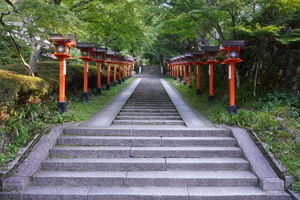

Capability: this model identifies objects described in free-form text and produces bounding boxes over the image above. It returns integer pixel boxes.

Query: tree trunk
[29,42,43,76]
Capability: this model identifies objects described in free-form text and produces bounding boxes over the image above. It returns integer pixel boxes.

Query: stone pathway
[113,78,185,125]
[0,77,290,199]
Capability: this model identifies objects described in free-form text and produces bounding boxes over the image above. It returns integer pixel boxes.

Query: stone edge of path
[160,78,214,128]
[80,78,141,127]
[1,122,80,192]
[217,125,287,193]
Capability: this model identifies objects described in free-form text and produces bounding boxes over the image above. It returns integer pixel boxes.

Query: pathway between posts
[1,77,290,199]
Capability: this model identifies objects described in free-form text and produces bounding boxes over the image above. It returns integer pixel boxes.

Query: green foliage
[169,78,300,192]
[0,76,135,167]
[0,70,50,117]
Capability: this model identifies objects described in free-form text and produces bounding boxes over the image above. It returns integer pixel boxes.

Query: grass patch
[0,78,135,167]
[167,77,300,193]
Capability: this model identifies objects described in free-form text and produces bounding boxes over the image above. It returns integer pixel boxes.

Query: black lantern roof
[106,51,116,56]
[202,46,219,53]
[76,42,97,49]
[184,53,192,58]
[191,50,203,56]
[219,40,245,50]
[95,48,107,53]
[48,34,77,44]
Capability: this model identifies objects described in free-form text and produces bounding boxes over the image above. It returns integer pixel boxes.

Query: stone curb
[217,125,286,192]
[1,122,80,192]
[0,127,48,190]
[161,78,215,127]
[79,78,140,127]
[288,189,300,200]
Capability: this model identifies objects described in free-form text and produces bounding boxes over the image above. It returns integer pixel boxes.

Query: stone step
[57,136,236,147]
[63,127,231,137]
[50,146,242,158]
[118,112,180,116]
[120,108,177,112]
[123,105,175,109]
[125,102,173,105]
[116,116,182,120]
[1,186,290,200]
[113,120,185,125]
[31,171,258,187]
[127,99,171,102]
[42,158,249,171]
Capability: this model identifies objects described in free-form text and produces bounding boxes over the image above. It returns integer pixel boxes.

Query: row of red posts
[164,40,245,115]
[48,34,139,113]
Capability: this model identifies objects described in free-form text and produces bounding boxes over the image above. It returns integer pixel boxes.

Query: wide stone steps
[118,112,180,116]
[42,158,249,171]
[113,119,185,125]
[6,186,289,200]
[123,105,175,109]
[32,171,258,187]
[116,115,181,120]
[57,136,237,147]
[49,146,242,158]
[120,108,177,112]
[63,127,232,137]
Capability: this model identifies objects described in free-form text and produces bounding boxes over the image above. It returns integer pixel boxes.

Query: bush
[0,61,124,94]
[0,70,50,123]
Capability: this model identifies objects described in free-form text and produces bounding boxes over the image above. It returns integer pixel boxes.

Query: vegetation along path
[1,73,291,199]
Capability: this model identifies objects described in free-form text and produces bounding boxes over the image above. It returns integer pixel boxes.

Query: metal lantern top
[92,48,107,62]
[164,58,171,64]
[77,42,97,60]
[191,50,204,64]
[112,53,121,64]
[48,34,77,59]
[219,40,245,64]
[120,56,125,63]
[104,51,116,63]
[202,46,219,64]
[184,53,194,65]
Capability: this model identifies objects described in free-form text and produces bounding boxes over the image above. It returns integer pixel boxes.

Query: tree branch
[70,0,94,12]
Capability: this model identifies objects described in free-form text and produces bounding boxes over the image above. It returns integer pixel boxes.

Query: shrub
[0,70,50,123]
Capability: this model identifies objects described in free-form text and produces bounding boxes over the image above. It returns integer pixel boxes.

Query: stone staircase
[14,127,288,199]
[113,78,185,125]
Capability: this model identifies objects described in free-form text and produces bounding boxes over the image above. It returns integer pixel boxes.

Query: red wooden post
[113,63,117,86]
[107,63,110,89]
[98,62,101,93]
[219,40,245,115]
[191,50,204,95]
[49,34,77,113]
[84,60,88,93]
[59,57,66,102]
[118,62,122,84]
[76,42,97,102]
[197,64,200,93]
[189,65,192,88]
[184,65,186,85]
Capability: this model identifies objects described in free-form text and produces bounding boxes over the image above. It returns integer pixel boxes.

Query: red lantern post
[104,51,116,90]
[118,56,124,84]
[184,53,193,88]
[92,48,107,95]
[202,46,219,102]
[112,54,120,86]
[179,55,184,81]
[77,42,97,102]
[48,34,77,113]
[191,50,204,95]
[219,40,245,115]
